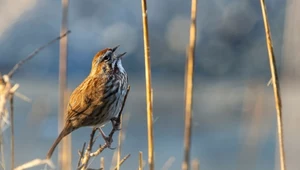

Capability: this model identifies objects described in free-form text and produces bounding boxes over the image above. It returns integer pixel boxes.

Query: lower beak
[116,52,126,59]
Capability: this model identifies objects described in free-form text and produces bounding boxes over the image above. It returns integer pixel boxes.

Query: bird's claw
[98,128,115,150]
[103,136,116,150]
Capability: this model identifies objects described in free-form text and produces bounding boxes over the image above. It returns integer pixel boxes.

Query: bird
[46,45,128,159]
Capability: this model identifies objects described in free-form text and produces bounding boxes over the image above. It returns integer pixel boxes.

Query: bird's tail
[46,127,71,159]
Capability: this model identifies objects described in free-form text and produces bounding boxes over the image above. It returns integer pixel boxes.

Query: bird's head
[90,45,126,75]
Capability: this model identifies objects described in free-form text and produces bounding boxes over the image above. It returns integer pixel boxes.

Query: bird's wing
[66,76,108,122]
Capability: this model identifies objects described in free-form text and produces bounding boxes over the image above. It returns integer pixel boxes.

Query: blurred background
[1,0,299,169]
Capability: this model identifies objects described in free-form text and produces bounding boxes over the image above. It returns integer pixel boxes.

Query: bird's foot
[98,128,116,150]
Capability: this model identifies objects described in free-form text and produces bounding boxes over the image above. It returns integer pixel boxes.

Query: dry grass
[182,0,198,169]
[58,0,71,169]
[141,0,155,169]
[139,151,143,170]
[260,0,286,170]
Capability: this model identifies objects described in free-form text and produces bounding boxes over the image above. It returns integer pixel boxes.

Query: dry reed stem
[0,129,5,170]
[182,0,197,169]
[259,1,286,170]
[141,0,154,169]
[58,0,71,169]
[14,158,55,170]
[10,95,14,169]
[191,159,199,170]
[139,151,143,170]
[100,157,104,169]
[116,115,123,170]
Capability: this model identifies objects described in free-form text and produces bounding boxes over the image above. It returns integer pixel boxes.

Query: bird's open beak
[116,52,126,59]
[111,45,126,59]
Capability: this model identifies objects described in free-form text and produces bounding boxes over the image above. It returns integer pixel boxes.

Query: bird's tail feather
[46,127,71,159]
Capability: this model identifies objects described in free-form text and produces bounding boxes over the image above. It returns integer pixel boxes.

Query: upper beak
[111,45,120,52]
[116,52,126,59]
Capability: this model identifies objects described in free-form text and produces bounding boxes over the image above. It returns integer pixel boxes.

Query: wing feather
[66,75,108,126]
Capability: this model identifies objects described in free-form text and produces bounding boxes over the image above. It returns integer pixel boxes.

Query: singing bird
[46,46,128,159]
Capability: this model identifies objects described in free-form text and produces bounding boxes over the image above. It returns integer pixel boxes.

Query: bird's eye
[102,54,110,61]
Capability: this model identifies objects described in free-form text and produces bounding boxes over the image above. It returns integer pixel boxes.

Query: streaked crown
[90,46,126,75]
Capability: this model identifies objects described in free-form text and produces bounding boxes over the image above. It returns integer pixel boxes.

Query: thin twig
[113,154,130,170]
[81,128,98,169]
[141,0,154,169]
[14,92,31,103]
[89,144,107,157]
[10,95,14,169]
[259,1,286,170]
[139,151,143,170]
[78,143,86,168]
[7,30,71,78]
[183,0,197,169]
[77,129,101,170]
[267,78,272,86]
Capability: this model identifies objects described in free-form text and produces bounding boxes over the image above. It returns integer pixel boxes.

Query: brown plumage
[46,46,128,159]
